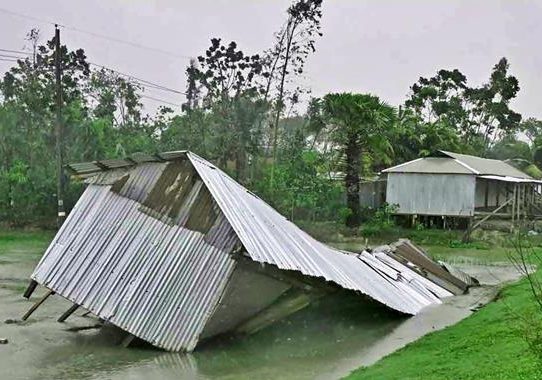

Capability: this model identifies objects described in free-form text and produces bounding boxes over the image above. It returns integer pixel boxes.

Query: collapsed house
[25,151,474,352]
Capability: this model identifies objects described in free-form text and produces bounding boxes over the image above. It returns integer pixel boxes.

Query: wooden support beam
[22,280,38,299]
[57,304,80,322]
[22,289,55,321]
[463,198,513,242]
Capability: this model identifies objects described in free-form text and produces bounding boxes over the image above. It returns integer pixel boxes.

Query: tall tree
[320,93,396,227]
[265,0,323,186]
[188,38,268,181]
[405,57,521,152]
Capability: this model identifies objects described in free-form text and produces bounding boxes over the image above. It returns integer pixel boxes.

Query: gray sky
[0,0,541,118]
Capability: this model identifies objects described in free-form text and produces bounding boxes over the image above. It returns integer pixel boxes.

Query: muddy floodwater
[0,245,525,380]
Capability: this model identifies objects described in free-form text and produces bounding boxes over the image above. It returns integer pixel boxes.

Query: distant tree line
[0,0,539,228]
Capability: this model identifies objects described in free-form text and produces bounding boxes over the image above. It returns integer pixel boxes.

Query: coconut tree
[322,93,396,227]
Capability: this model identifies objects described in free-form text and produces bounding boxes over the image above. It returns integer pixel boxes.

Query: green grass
[0,229,54,263]
[344,270,542,380]
[300,221,542,265]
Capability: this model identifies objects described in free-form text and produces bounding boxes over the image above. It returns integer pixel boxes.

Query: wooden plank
[21,289,55,321]
[22,280,38,299]
[57,304,80,322]
[394,240,468,293]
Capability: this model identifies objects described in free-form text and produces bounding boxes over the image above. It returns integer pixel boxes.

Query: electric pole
[55,25,65,227]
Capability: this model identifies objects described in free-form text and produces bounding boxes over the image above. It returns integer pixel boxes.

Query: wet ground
[0,241,527,380]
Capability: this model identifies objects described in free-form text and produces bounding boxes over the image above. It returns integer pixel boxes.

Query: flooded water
[0,246,526,380]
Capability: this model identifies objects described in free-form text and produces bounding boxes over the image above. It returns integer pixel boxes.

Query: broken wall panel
[32,172,240,352]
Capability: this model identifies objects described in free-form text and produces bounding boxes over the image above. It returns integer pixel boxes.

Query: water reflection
[30,292,404,380]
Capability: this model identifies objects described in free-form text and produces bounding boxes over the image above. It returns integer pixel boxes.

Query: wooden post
[57,304,80,322]
[22,289,55,321]
[510,184,518,231]
[23,280,38,299]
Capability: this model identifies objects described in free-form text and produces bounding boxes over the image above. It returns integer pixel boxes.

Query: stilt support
[57,304,80,322]
[22,280,38,299]
[22,289,55,321]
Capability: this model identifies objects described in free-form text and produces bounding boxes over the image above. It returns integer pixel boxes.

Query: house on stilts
[382,151,542,234]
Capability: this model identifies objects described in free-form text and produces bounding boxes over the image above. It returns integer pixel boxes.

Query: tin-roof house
[382,151,542,223]
[26,151,466,352]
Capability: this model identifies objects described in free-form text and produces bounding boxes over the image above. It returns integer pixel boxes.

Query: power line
[0,6,58,27]
[0,48,31,56]
[64,25,193,59]
[141,94,180,107]
[0,47,187,99]
[0,53,27,60]
[89,62,186,96]
[0,7,194,60]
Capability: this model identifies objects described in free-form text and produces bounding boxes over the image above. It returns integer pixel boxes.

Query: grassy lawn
[0,229,54,264]
[344,270,542,380]
[299,221,542,379]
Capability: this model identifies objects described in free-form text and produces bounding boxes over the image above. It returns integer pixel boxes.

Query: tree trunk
[344,137,361,227]
[235,141,246,183]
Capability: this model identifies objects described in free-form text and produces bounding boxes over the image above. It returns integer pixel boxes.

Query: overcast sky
[0,0,541,118]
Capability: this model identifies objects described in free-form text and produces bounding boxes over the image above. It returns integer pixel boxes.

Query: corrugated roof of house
[440,151,532,179]
[383,151,532,179]
[382,157,474,175]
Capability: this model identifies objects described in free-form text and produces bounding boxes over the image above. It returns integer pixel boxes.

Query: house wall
[359,180,387,209]
[199,262,291,340]
[386,173,476,216]
[475,178,503,208]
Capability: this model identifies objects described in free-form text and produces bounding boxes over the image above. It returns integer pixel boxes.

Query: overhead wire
[0,6,189,108]
[140,95,180,107]
[0,53,28,60]
[0,48,31,56]
[89,62,186,95]
[0,7,194,59]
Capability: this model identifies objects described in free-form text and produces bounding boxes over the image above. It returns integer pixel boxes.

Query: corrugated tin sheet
[32,160,239,352]
[383,151,532,180]
[383,157,474,175]
[386,172,476,216]
[187,153,447,315]
[479,174,542,183]
[32,151,461,353]
[440,151,532,179]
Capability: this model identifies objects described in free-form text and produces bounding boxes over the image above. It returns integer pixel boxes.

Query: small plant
[360,203,397,237]
[337,207,353,226]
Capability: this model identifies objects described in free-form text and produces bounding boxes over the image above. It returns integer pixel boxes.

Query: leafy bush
[360,203,397,237]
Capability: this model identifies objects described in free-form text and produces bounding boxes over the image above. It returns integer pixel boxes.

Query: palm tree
[322,93,396,227]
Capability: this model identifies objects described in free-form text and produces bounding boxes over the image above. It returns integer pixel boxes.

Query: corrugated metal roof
[188,153,449,315]
[31,151,458,352]
[479,175,542,183]
[382,157,473,175]
[383,151,532,180]
[441,151,532,179]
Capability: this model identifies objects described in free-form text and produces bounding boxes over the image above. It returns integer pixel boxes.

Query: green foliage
[360,203,398,237]
[404,58,522,152]
[316,93,397,227]
[254,144,343,222]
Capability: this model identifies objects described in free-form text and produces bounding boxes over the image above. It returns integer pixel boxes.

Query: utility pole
[55,25,65,227]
